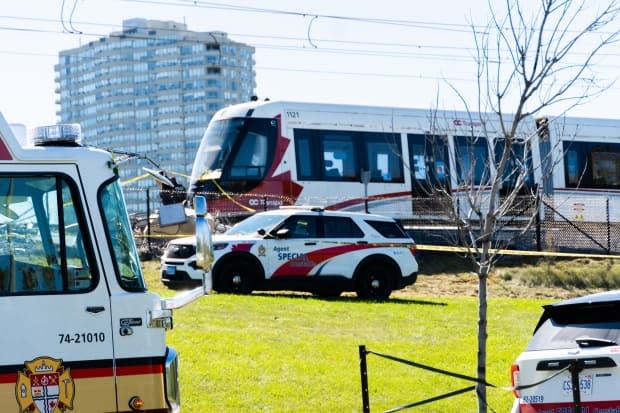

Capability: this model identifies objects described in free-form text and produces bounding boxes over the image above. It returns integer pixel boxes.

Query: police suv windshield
[225,213,288,236]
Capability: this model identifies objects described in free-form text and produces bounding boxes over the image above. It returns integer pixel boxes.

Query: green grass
[142,260,550,412]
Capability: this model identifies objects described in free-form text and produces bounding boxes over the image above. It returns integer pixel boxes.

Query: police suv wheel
[355,262,394,300]
[217,259,256,294]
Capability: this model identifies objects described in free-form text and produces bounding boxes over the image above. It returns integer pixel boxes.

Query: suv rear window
[365,220,409,238]
[526,301,620,351]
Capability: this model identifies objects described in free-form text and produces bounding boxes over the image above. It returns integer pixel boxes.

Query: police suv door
[0,171,116,412]
[268,214,320,279]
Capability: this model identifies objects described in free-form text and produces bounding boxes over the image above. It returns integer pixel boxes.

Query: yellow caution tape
[416,244,619,259]
[134,233,195,238]
[121,173,151,186]
[133,233,619,259]
[209,178,256,213]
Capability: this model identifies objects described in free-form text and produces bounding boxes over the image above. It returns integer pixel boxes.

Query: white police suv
[160,236,205,289]
[510,290,620,412]
[161,206,418,299]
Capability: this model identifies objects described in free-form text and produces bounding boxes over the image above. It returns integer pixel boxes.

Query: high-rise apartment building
[55,18,255,212]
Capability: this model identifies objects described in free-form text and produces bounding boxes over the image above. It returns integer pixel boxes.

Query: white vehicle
[0,116,212,412]
[189,99,525,221]
[160,236,204,288]
[510,290,620,412]
[204,206,418,299]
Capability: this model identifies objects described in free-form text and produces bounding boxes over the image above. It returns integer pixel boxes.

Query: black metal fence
[359,345,589,413]
[125,187,620,255]
[408,194,620,255]
[359,345,481,412]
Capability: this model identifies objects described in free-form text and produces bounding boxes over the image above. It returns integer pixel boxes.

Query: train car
[540,115,620,222]
[189,99,542,223]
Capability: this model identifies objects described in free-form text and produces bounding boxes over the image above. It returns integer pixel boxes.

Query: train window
[407,134,451,195]
[454,136,490,186]
[322,133,358,180]
[295,128,406,183]
[364,133,404,183]
[295,136,314,179]
[494,138,534,194]
[229,131,268,178]
[564,141,620,189]
[592,152,620,187]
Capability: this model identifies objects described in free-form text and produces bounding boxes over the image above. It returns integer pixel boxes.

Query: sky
[2,0,620,129]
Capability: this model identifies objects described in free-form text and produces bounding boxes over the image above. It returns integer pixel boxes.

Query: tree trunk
[477,258,489,413]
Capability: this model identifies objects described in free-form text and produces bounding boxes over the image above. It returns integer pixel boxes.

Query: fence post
[607,198,611,254]
[146,188,151,253]
[535,192,541,251]
[359,345,370,413]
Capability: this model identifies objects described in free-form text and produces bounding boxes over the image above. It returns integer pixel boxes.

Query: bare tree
[428,1,620,411]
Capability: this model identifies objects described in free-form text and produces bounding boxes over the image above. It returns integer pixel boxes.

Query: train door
[493,138,538,220]
[407,134,451,216]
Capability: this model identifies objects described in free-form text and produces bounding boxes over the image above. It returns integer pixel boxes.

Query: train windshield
[190,117,277,191]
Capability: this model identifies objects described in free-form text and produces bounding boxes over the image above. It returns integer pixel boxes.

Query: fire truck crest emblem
[15,357,74,413]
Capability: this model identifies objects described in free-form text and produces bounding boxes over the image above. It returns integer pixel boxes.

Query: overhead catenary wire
[0,25,617,89]
[0,7,618,65]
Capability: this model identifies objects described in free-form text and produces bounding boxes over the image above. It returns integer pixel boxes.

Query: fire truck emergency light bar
[32,124,82,146]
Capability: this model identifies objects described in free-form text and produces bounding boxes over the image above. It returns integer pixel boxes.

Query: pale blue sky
[2,0,620,128]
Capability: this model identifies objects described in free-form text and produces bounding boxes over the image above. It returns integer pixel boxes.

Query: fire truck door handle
[86,306,106,314]
[304,242,316,246]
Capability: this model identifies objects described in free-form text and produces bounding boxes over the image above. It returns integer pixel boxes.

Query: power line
[122,0,483,34]
[0,16,618,69]
[0,5,618,93]
[0,12,618,61]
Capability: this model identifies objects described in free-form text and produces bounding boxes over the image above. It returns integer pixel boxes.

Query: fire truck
[0,113,212,413]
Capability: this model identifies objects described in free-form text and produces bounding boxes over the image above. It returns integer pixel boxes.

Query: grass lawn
[143,261,551,412]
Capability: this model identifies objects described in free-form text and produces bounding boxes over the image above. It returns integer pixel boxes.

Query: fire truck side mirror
[194,196,214,273]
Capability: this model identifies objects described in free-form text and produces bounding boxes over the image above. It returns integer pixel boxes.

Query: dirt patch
[394,251,604,300]
[399,273,593,300]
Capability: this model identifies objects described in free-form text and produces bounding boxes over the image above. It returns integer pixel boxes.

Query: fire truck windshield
[100,180,145,291]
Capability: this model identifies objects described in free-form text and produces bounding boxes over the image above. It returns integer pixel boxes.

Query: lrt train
[188,99,620,232]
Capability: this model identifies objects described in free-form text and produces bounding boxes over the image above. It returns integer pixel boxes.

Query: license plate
[562,373,593,396]
[166,265,176,275]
